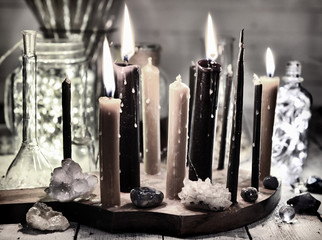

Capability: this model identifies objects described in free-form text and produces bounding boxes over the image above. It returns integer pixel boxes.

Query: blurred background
[0,0,321,113]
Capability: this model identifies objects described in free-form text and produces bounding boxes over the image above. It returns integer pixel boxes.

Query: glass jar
[272,61,312,184]
[5,36,95,171]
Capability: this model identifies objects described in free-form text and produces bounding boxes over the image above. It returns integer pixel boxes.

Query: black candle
[113,63,140,192]
[226,29,244,204]
[251,75,262,190]
[188,59,221,181]
[217,65,233,170]
[62,77,71,159]
[188,62,196,162]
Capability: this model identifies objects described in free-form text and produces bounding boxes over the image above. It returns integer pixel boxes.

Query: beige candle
[166,75,190,199]
[99,97,121,207]
[142,57,160,175]
[259,48,280,180]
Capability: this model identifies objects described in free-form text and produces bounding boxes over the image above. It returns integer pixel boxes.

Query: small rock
[130,187,164,208]
[26,202,69,231]
[279,205,296,223]
[287,193,321,214]
[263,176,279,190]
[240,187,258,202]
[305,176,322,194]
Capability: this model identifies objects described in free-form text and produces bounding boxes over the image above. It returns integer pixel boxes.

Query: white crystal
[46,159,98,202]
[26,202,70,231]
[178,178,232,211]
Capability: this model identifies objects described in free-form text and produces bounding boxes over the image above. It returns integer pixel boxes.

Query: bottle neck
[22,54,38,145]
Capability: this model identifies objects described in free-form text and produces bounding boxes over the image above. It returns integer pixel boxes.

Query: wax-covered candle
[62,77,71,159]
[188,14,221,181]
[259,48,280,181]
[99,97,121,207]
[166,75,190,199]
[142,57,160,175]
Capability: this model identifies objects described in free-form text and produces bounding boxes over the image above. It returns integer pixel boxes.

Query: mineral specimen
[130,187,164,208]
[178,178,232,211]
[240,187,258,202]
[287,193,321,214]
[46,158,98,202]
[278,205,296,223]
[26,202,69,231]
[305,176,322,194]
[263,176,279,190]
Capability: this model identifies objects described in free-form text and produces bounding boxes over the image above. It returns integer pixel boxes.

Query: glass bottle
[272,61,312,184]
[5,30,52,189]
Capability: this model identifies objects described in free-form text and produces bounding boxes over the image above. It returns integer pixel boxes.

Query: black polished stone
[263,176,279,190]
[287,193,321,214]
[305,176,322,194]
[130,187,164,208]
[240,187,258,202]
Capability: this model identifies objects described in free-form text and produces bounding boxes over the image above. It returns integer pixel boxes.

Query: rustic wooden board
[0,165,280,238]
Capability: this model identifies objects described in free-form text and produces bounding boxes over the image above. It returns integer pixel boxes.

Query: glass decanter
[5,30,52,189]
[272,61,312,184]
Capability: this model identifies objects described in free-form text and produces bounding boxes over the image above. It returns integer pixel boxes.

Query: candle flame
[103,37,115,96]
[205,13,218,61]
[266,47,275,77]
[121,4,135,61]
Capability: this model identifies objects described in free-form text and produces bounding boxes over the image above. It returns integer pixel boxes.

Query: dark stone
[263,176,279,190]
[240,187,258,202]
[305,176,322,194]
[130,187,164,208]
[287,193,321,214]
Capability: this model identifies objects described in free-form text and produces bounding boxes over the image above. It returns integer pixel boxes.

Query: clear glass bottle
[5,30,52,189]
[272,61,312,184]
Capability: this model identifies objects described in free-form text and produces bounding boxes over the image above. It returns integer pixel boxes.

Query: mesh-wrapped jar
[272,61,312,184]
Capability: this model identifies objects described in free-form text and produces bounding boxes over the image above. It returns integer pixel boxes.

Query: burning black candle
[188,13,222,181]
[62,77,71,159]
[226,29,244,204]
[251,75,262,190]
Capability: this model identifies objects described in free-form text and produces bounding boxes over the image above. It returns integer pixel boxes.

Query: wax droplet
[252,143,255,147]
[146,149,149,153]
[256,110,259,115]
[207,133,210,137]
[124,79,127,85]
[100,176,103,181]
[267,105,271,110]
[232,136,235,141]
[159,105,161,110]
[120,108,123,113]
[194,73,197,77]
[118,134,121,138]
[178,139,181,143]
[134,123,137,128]
[132,88,135,93]
[107,112,111,115]
[146,98,150,104]
[121,103,124,107]
[119,93,123,98]
[209,89,213,95]
[200,113,202,118]
[178,129,181,134]
[211,114,214,118]
[199,95,202,100]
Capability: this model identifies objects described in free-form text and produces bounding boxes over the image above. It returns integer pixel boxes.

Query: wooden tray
[0,165,280,237]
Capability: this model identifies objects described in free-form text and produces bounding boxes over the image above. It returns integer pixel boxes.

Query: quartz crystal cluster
[45,159,98,202]
[26,202,69,231]
[178,178,232,211]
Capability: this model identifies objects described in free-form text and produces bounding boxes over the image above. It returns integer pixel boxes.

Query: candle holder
[5,31,52,189]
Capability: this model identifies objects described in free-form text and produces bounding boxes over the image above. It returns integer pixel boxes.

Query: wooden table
[0,108,322,239]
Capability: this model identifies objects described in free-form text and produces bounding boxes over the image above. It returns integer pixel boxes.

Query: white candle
[99,97,121,207]
[166,75,190,199]
[259,48,280,180]
[142,57,161,175]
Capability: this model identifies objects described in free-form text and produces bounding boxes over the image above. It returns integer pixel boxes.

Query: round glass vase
[5,30,52,189]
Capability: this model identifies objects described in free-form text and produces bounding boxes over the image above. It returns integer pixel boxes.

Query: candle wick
[148,57,152,65]
[124,55,129,65]
[268,73,272,78]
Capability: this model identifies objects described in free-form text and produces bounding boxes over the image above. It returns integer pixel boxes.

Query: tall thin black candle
[217,65,233,170]
[62,77,71,159]
[251,74,262,190]
[226,29,244,204]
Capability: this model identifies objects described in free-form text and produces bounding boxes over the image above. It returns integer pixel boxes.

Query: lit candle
[217,64,233,170]
[259,48,280,180]
[62,77,71,159]
[99,38,120,207]
[114,4,140,192]
[142,57,160,175]
[166,75,190,199]
[188,14,222,181]
[251,74,262,190]
[226,29,244,204]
